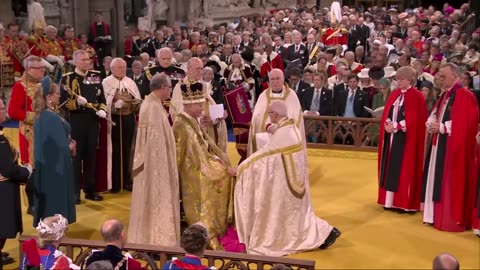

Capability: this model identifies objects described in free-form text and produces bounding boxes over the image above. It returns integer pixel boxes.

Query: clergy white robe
[247,85,305,156]
[127,92,180,246]
[102,75,142,190]
[235,118,332,256]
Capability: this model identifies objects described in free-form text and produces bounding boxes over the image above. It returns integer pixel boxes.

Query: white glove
[77,96,88,106]
[105,35,112,40]
[40,58,55,72]
[56,56,64,67]
[96,110,107,118]
[114,100,125,109]
[242,82,250,91]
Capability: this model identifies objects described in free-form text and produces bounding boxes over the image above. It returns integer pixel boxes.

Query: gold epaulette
[341,28,348,34]
[26,35,37,44]
[321,28,327,34]
[88,70,101,73]
[62,72,73,77]
[145,68,153,80]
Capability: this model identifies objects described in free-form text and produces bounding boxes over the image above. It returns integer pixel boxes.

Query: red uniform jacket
[259,52,284,90]
[322,28,347,46]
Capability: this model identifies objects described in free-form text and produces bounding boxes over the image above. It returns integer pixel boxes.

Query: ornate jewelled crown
[181,81,205,104]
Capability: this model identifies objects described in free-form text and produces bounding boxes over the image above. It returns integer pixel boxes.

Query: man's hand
[69,139,77,156]
[114,100,125,109]
[200,115,213,127]
[77,96,88,106]
[96,110,107,118]
[222,110,228,120]
[384,122,394,133]
[428,122,440,134]
[227,166,238,176]
[476,132,480,145]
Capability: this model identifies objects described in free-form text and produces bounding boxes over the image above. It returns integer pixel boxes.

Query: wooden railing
[304,116,381,152]
[303,116,480,152]
[460,12,478,35]
[18,235,315,270]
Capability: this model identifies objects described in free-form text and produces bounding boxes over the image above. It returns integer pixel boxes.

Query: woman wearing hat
[21,214,76,269]
[32,77,76,226]
[425,53,443,76]
[372,78,391,111]
[377,66,428,212]
[358,68,376,107]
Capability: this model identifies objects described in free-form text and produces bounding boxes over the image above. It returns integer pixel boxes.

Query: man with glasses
[102,58,141,193]
[8,55,46,215]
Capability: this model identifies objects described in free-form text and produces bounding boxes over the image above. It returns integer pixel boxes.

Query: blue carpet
[3,120,18,128]
[227,129,235,142]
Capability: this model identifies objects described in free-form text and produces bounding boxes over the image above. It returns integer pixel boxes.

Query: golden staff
[64,87,116,126]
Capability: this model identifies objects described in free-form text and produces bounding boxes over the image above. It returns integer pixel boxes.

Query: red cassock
[423,85,479,232]
[377,87,428,210]
[8,80,35,163]
[260,52,284,90]
[322,28,347,46]
[472,149,480,235]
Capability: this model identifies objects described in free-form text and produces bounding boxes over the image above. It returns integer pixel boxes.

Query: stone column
[0,1,14,25]
[73,0,90,36]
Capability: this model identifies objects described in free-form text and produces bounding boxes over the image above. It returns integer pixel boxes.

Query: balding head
[269,100,288,118]
[432,253,459,270]
[269,68,285,91]
[187,57,203,81]
[100,220,125,246]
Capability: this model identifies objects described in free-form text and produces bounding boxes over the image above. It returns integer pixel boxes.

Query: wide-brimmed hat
[447,51,464,62]
[368,66,385,80]
[383,66,396,78]
[358,68,370,79]
[205,60,221,73]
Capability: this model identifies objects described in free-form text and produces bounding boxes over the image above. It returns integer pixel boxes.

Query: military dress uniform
[143,64,185,98]
[61,70,106,201]
[59,38,81,73]
[44,38,66,83]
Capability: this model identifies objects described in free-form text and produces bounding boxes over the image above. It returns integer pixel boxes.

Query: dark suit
[286,44,308,68]
[298,87,333,116]
[333,88,369,117]
[85,245,126,270]
[209,79,225,106]
[128,72,148,99]
[292,80,310,94]
[219,55,233,65]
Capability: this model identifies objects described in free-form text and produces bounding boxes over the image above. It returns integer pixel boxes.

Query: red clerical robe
[422,83,479,232]
[377,87,427,211]
[260,52,284,90]
[473,149,480,236]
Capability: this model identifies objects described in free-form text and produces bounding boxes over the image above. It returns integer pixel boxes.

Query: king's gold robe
[173,111,233,249]
[128,92,180,246]
[236,118,332,256]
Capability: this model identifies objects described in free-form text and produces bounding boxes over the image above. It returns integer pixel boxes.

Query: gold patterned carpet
[2,128,479,269]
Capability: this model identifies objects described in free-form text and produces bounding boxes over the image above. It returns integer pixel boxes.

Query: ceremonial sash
[308,45,318,60]
[326,29,341,41]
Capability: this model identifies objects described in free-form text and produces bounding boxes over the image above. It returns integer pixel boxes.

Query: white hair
[110,57,126,69]
[269,100,288,117]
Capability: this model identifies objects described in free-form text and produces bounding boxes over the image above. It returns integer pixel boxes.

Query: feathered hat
[330,1,342,24]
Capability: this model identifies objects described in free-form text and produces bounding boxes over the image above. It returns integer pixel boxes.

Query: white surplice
[235,118,332,256]
[247,86,305,157]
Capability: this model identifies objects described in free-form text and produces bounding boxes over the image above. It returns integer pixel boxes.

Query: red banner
[223,85,252,163]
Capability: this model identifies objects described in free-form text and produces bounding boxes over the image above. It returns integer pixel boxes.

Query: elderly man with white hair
[102,57,142,193]
[144,47,185,97]
[247,68,305,156]
[233,100,341,256]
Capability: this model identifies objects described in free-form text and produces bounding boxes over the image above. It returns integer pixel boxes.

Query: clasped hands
[426,121,440,134]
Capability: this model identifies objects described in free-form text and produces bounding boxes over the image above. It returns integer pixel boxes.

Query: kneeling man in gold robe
[233,100,341,256]
[173,80,234,250]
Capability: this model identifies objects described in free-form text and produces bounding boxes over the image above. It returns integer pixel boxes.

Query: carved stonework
[38,0,60,18]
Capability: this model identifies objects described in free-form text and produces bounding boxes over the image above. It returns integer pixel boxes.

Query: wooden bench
[18,235,315,270]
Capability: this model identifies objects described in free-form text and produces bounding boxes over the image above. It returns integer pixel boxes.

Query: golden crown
[181,81,205,104]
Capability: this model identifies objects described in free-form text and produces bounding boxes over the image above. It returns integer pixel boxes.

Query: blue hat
[41,76,52,96]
